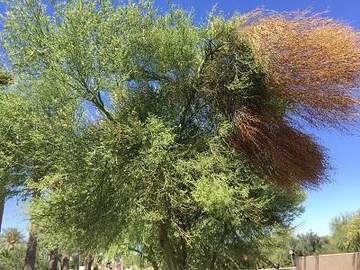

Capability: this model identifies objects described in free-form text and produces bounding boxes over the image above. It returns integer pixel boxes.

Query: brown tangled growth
[201,11,360,188]
[239,10,360,128]
[228,109,329,188]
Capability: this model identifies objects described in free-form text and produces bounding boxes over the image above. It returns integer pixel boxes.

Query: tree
[0,228,48,270]
[0,79,78,269]
[291,231,324,256]
[1,1,359,269]
[346,212,360,251]
[329,213,353,252]
[0,68,79,269]
[0,245,27,270]
[329,211,360,252]
[0,70,13,233]
[0,228,24,250]
[0,236,49,270]
[0,90,41,270]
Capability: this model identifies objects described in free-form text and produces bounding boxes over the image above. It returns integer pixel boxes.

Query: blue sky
[2,0,360,236]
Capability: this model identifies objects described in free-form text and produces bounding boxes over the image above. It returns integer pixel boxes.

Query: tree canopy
[329,211,360,252]
[0,0,359,269]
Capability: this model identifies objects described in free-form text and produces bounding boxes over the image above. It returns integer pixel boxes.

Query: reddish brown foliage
[228,109,328,188]
[201,11,360,188]
[240,11,360,129]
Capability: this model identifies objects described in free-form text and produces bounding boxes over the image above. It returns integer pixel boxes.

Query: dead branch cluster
[228,109,328,188]
[200,11,360,188]
[240,10,360,129]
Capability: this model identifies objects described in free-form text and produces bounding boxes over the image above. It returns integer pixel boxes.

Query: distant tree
[321,211,360,253]
[0,228,25,270]
[0,228,24,250]
[0,237,49,270]
[315,235,335,255]
[346,212,360,251]
[0,245,27,269]
[292,231,323,256]
[329,213,353,252]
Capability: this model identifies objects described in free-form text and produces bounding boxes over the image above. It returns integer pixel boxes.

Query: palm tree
[0,227,25,250]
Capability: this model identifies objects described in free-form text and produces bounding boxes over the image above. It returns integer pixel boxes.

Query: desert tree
[1,1,359,269]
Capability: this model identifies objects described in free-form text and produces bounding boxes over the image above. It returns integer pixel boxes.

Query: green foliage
[0,71,12,87]
[0,228,48,270]
[346,213,360,251]
[0,228,24,250]
[291,231,324,256]
[256,211,360,263]
[0,245,27,270]
[329,213,353,252]
[259,227,294,268]
[288,211,360,257]
[29,126,305,268]
[329,211,360,252]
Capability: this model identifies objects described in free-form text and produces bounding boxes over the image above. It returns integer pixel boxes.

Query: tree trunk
[61,252,69,270]
[0,195,4,233]
[49,249,59,270]
[73,252,80,270]
[0,185,6,233]
[84,257,93,270]
[23,219,38,270]
[158,222,176,270]
[24,191,40,270]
